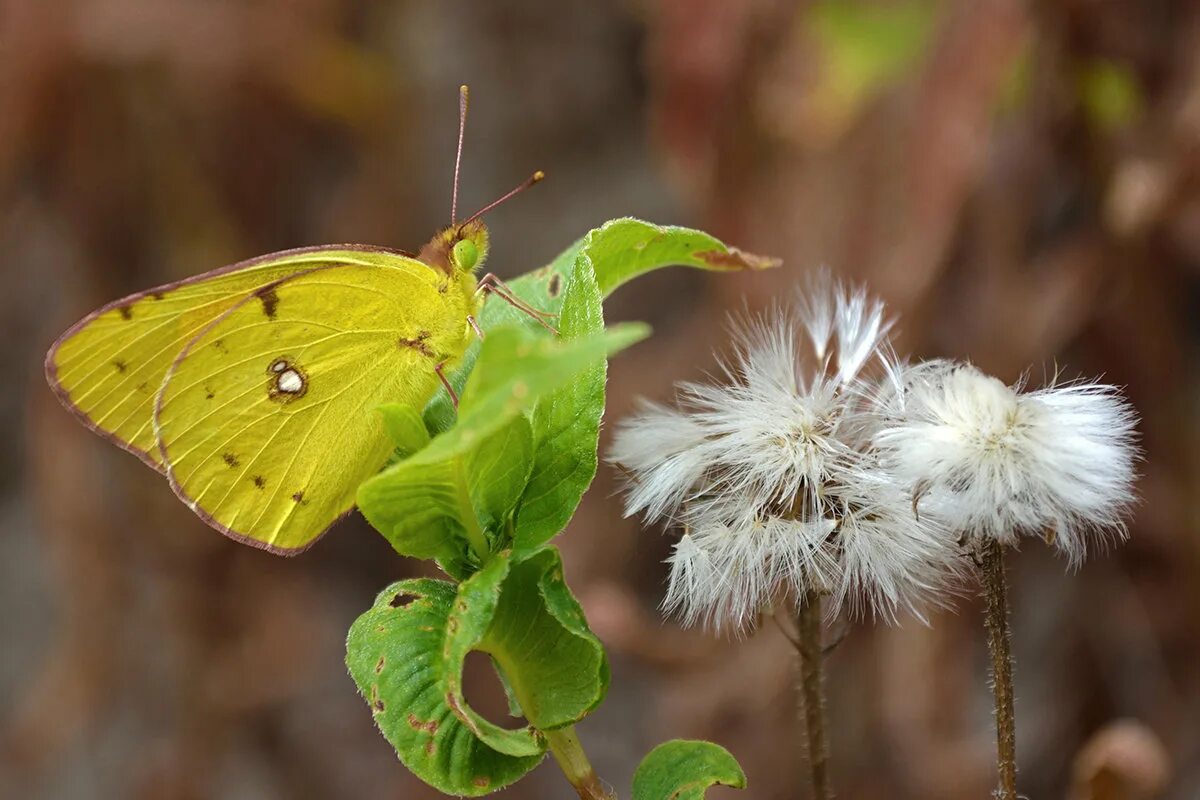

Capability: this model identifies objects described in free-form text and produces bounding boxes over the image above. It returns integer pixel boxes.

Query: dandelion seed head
[610,270,962,630]
[875,362,1138,564]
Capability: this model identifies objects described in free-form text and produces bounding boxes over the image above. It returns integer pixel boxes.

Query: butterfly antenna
[451,84,469,225]
[459,170,545,228]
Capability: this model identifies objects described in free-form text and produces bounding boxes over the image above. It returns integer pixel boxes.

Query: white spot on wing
[277,369,304,393]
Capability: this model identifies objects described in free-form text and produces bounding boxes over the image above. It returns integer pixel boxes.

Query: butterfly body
[47,221,490,553]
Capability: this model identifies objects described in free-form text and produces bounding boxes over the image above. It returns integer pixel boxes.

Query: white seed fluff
[610,272,960,630]
[873,362,1138,564]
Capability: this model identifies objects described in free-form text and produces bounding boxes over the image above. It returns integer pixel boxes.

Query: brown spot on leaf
[694,247,781,271]
[407,713,439,735]
[389,592,418,608]
[375,655,386,675]
[424,740,436,756]
[117,305,133,320]
[447,617,458,634]
[547,272,562,297]
[222,452,240,468]
[252,475,265,489]
[473,777,490,789]
[373,698,385,712]
[112,359,127,374]
[255,286,280,319]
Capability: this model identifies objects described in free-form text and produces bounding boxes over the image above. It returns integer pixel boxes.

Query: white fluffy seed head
[874,362,1139,564]
[610,271,962,630]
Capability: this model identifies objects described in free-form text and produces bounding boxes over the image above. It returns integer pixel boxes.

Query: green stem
[980,538,1018,800]
[796,590,832,800]
[452,457,489,560]
[544,726,615,800]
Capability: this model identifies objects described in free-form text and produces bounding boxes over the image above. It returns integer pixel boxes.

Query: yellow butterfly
[45,86,545,555]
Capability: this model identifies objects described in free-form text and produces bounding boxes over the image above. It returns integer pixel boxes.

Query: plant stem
[544,726,615,800]
[980,538,1018,800]
[795,590,832,800]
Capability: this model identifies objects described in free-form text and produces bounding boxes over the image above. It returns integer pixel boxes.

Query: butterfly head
[417,218,490,278]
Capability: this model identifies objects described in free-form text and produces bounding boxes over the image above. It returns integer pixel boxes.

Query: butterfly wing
[46,245,417,472]
[153,260,470,553]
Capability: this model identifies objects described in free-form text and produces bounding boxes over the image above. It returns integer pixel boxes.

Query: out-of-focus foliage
[5,0,1200,798]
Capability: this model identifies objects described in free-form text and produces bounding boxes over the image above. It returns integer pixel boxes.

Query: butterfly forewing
[46,247,411,471]
[154,259,467,553]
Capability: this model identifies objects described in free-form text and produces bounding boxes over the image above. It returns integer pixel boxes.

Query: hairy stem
[980,539,1018,800]
[796,590,833,800]
[544,726,615,800]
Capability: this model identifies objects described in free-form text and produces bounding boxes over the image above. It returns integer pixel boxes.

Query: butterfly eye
[451,239,478,272]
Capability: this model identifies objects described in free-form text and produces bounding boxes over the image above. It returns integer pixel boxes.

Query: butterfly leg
[467,315,485,341]
[434,361,459,408]
[475,273,559,335]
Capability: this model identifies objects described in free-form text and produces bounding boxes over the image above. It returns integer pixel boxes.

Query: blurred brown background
[2,1,1197,798]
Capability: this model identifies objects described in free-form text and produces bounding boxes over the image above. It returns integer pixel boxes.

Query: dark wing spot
[222,452,240,468]
[398,333,435,358]
[117,305,133,320]
[112,359,128,374]
[136,381,149,392]
[547,272,562,297]
[291,491,305,503]
[213,339,228,354]
[150,291,165,301]
[255,286,280,319]
[252,475,266,489]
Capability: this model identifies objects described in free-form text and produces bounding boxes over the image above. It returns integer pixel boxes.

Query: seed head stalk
[980,539,1018,800]
[795,589,833,800]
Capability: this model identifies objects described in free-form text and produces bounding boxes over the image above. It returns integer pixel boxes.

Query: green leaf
[346,578,545,797]
[418,322,647,466]
[632,741,747,800]
[358,414,533,578]
[510,240,603,551]
[450,548,610,731]
[377,403,432,456]
[467,414,534,533]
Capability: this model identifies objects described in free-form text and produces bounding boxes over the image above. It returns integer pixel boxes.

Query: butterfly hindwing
[45,246,418,471]
[154,259,471,553]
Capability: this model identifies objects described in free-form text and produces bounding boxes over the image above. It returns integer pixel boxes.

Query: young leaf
[358,414,534,577]
[511,243,605,551]
[418,322,647,466]
[632,740,747,800]
[346,578,545,797]
[376,403,432,456]
[444,548,609,731]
